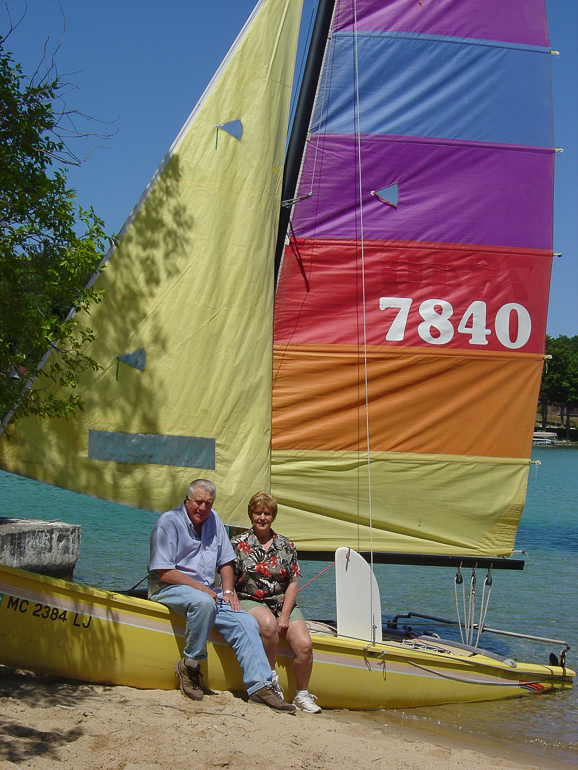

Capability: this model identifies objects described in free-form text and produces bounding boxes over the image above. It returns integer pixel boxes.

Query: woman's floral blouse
[230,529,301,617]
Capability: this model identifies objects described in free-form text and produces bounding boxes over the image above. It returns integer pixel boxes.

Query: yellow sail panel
[272,450,530,556]
[0,0,304,521]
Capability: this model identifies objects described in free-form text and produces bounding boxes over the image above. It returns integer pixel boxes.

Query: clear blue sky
[2,0,576,337]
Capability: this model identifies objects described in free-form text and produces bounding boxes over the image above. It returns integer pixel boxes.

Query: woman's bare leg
[284,619,313,691]
[247,605,279,669]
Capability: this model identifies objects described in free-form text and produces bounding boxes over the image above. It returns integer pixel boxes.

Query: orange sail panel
[273,345,544,459]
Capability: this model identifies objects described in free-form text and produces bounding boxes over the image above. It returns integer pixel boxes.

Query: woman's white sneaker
[292,690,322,713]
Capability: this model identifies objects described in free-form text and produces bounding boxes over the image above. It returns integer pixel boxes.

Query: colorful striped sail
[0,0,304,520]
[272,0,554,555]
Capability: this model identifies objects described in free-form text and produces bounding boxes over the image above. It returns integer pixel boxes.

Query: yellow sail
[0,0,304,522]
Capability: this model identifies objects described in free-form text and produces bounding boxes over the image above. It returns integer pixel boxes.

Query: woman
[230,492,321,713]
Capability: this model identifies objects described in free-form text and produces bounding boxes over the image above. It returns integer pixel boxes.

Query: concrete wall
[0,518,80,577]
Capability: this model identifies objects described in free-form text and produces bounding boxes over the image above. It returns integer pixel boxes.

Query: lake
[1,445,576,765]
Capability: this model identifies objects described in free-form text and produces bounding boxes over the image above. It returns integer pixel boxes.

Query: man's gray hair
[187,479,217,500]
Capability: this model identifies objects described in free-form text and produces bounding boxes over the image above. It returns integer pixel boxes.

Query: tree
[0,37,113,430]
[539,335,578,437]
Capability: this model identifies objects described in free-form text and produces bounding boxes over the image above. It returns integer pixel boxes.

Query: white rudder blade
[335,547,382,643]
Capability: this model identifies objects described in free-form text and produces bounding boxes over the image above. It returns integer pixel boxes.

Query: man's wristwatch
[223,590,234,596]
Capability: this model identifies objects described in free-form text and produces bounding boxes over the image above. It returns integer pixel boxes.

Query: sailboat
[0,0,574,708]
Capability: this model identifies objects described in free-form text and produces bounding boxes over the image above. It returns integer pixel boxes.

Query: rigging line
[465,569,475,646]
[128,575,148,592]
[275,0,337,285]
[454,568,465,645]
[403,659,557,687]
[279,0,319,230]
[307,24,336,196]
[475,570,493,648]
[454,589,464,643]
[465,573,472,645]
[461,568,472,645]
[271,219,313,391]
[352,0,374,641]
[468,567,478,647]
[288,221,311,291]
[298,561,336,592]
[461,575,468,644]
[288,0,319,128]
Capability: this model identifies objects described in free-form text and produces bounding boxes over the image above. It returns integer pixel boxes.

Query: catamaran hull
[0,565,573,709]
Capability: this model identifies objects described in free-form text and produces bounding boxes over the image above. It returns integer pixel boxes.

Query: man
[148,479,295,711]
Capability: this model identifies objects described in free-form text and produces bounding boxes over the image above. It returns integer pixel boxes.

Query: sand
[0,666,565,770]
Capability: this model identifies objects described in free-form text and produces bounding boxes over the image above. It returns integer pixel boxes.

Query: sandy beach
[0,665,569,770]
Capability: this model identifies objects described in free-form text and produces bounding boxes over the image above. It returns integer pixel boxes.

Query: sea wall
[0,517,80,577]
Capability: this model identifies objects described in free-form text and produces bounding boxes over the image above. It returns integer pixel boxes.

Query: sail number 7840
[379,298,531,349]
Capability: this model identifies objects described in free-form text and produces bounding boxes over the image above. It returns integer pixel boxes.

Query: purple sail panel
[334,0,550,48]
[294,135,553,249]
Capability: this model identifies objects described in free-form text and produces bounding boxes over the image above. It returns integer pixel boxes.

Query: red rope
[298,561,336,592]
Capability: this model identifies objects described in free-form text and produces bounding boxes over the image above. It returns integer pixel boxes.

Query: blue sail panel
[312,32,553,147]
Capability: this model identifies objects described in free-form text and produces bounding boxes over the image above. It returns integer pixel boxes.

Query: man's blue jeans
[150,584,271,696]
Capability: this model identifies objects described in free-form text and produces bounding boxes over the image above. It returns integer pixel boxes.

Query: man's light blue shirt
[148,502,235,597]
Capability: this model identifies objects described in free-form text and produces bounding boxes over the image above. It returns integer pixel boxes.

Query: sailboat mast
[274,0,337,285]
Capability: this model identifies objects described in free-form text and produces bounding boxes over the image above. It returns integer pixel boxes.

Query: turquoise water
[1,446,576,764]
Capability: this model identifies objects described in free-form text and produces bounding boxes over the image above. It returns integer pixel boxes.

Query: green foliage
[0,40,113,428]
[540,335,578,407]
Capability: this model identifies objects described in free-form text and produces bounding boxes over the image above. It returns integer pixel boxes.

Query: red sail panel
[275,239,552,354]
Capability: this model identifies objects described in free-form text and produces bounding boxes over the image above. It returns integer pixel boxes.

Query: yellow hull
[0,565,573,709]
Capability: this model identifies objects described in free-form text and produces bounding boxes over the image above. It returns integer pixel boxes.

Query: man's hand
[222,591,242,611]
[218,563,241,611]
[157,569,218,601]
